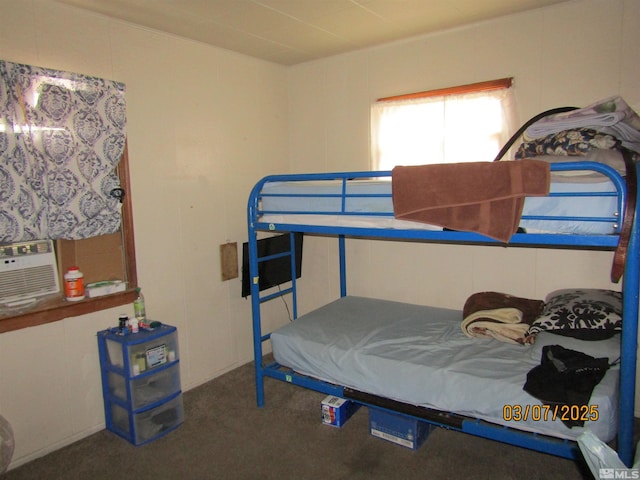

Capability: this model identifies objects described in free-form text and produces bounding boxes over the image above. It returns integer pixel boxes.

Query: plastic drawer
[110,394,184,445]
[107,363,181,410]
[104,326,179,375]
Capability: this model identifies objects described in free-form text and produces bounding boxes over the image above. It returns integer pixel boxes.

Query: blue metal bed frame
[247,161,638,467]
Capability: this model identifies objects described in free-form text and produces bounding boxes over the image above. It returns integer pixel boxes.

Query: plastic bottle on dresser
[64,266,85,301]
[129,316,139,333]
[133,287,146,326]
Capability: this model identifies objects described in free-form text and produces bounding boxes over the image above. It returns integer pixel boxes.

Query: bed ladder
[248,230,300,407]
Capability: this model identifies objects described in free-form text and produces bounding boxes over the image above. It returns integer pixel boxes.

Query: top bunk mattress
[270,296,620,443]
[258,169,623,236]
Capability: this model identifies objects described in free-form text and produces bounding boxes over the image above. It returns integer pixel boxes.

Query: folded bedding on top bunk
[259,172,619,235]
[270,296,619,443]
[522,96,640,154]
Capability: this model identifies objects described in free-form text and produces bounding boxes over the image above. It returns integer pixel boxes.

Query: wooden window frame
[0,144,138,334]
[377,77,513,103]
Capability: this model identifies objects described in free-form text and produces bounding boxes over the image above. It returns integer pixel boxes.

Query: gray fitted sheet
[271,296,619,442]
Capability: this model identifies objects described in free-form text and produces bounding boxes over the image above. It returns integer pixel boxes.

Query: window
[371,78,517,170]
[0,144,138,333]
[0,60,138,333]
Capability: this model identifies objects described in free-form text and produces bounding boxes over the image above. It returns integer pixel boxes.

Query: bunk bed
[246,111,639,467]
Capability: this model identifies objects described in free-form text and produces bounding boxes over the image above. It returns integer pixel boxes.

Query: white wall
[1,0,639,471]
[287,0,640,308]
[0,0,289,469]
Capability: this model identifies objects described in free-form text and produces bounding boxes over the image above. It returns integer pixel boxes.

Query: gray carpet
[3,360,595,479]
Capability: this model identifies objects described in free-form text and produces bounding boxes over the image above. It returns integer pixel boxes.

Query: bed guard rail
[248,161,626,249]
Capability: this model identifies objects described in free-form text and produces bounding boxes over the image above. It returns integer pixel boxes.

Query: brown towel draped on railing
[391,160,550,242]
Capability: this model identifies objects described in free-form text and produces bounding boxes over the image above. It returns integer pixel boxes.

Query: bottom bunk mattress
[270,296,620,442]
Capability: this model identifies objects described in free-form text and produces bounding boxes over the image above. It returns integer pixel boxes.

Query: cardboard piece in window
[57,232,125,285]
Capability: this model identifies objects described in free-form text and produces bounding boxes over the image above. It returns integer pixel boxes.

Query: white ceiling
[54,0,571,65]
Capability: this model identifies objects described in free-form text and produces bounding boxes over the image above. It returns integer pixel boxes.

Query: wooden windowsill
[0,288,138,334]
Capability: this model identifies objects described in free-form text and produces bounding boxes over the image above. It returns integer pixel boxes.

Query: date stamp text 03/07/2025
[502,404,599,422]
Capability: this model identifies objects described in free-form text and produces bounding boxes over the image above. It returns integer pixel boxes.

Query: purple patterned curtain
[0,60,126,242]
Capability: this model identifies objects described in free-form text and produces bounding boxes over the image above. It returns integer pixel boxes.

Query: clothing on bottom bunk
[461,291,545,345]
[391,160,550,242]
[523,345,612,427]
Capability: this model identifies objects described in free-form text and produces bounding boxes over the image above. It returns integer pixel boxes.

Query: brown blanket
[461,291,545,345]
[391,160,550,242]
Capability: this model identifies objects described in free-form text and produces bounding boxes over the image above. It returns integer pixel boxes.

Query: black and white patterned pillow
[527,289,622,340]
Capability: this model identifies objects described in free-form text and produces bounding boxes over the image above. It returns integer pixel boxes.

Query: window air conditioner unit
[0,240,60,307]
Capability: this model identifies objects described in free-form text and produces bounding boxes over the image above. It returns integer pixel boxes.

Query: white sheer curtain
[371,87,517,170]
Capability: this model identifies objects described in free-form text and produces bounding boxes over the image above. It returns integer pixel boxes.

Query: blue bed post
[339,235,347,297]
[290,232,299,320]
[618,164,640,467]
[248,181,266,408]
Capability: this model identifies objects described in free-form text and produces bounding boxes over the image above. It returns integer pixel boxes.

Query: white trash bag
[0,414,15,474]
[578,430,639,479]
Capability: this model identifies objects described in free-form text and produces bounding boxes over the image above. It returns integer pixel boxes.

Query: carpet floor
[3,360,607,479]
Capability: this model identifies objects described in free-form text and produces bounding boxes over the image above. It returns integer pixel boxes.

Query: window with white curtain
[371,79,517,170]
